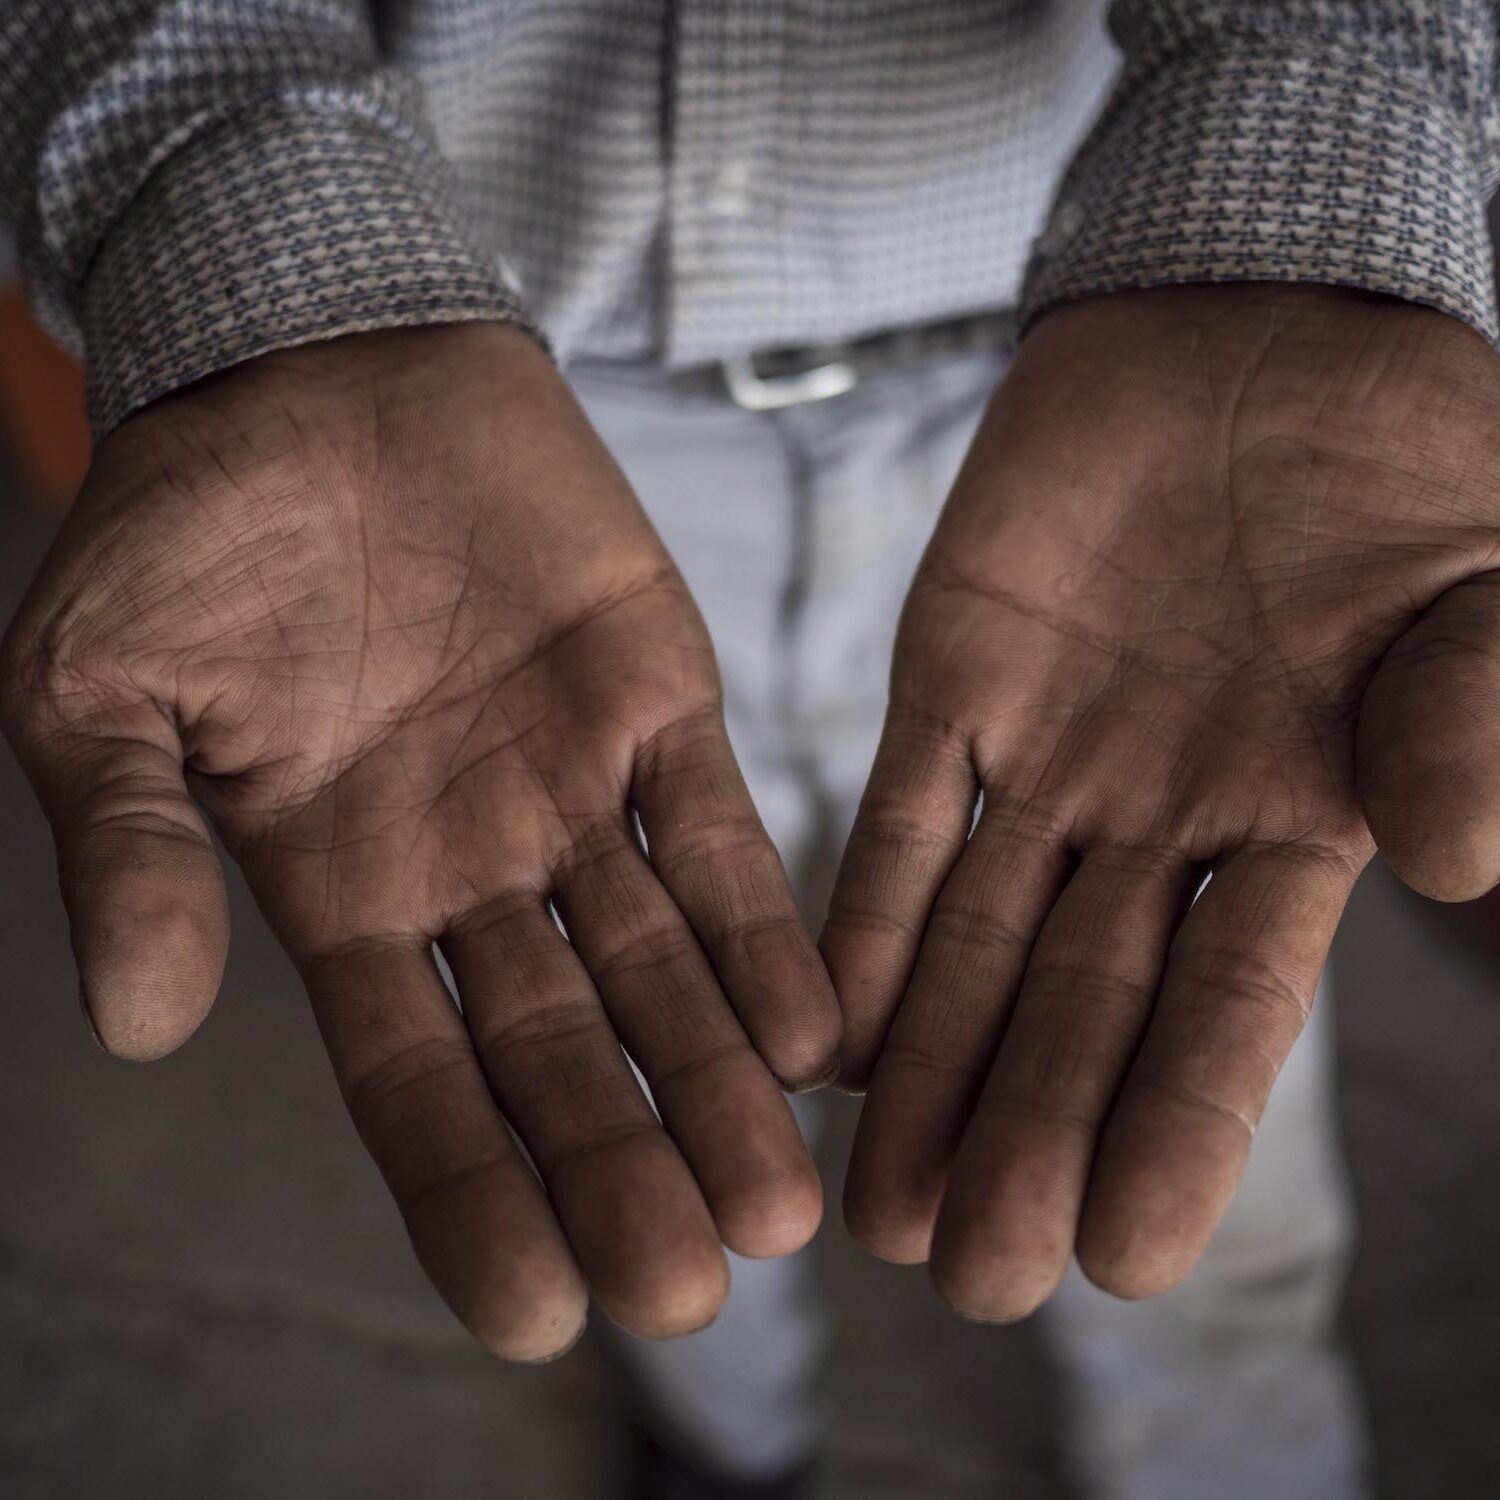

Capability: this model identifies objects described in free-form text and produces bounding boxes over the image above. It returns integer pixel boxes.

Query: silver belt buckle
[720,351,857,411]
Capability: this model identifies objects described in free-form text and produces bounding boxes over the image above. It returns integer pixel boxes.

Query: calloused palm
[823,285,1500,1318]
[2,324,840,1359]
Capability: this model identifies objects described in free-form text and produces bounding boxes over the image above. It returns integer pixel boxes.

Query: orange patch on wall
[0,288,89,508]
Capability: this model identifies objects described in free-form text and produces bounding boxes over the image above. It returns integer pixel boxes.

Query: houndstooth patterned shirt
[2,2,1498,434]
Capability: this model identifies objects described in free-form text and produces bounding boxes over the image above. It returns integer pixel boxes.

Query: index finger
[820,708,979,1088]
[1073,843,1360,1299]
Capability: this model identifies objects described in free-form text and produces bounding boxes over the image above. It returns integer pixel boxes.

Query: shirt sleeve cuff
[1019,39,1499,344]
[81,106,536,435]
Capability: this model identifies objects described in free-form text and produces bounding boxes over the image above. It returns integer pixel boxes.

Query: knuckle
[1129,1073,1257,1141]
[72,759,209,846]
[852,805,955,858]
[633,1039,744,1102]
[972,788,1069,846]
[345,1034,473,1123]
[880,701,972,764]
[925,901,1032,959]
[649,812,769,881]
[1084,841,1185,878]
[822,900,923,948]
[542,1120,661,1181]
[553,815,633,884]
[1174,947,1311,1035]
[876,1033,971,1080]
[633,701,727,780]
[1022,963,1156,1015]
[716,907,802,951]
[984,1089,1099,1140]
[473,999,602,1067]
[591,921,698,985]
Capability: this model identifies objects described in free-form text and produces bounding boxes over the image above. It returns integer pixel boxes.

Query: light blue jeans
[568,342,1367,1500]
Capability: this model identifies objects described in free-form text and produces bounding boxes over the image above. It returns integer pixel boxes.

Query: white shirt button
[705,161,753,219]
[1034,199,1084,257]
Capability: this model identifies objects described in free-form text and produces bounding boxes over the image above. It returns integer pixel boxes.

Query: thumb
[1,669,229,1060]
[1358,569,1500,902]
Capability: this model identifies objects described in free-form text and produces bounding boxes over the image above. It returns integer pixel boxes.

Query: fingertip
[562,1135,734,1338]
[472,1286,591,1364]
[408,1182,592,1364]
[85,1003,196,1063]
[842,1175,936,1266]
[1384,849,1499,905]
[1359,584,1500,903]
[504,1314,590,1366]
[717,1152,824,1260]
[605,1237,731,1339]
[774,1038,846,1098]
[70,842,230,1060]
[750,947,844,1094]
[832,1053,875,1095]
[1070,1093,1245,1305]
[1075,1224,1196,1303]
[930,1257,1053,1325]
[765,1031,842,1095]
[1362,759,1500,901]
[478,1296,591,1365]
[776,1054,841,1096]
[1073,1172,1206,1303]
[928,1177,1074,1325]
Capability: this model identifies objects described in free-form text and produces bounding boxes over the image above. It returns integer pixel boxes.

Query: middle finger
[444,893,729,1337]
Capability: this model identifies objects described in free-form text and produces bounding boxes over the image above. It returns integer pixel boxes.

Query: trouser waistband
[578,308,1019,411]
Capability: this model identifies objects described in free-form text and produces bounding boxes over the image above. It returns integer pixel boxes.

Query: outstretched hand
[824,284,1500,1318]
[1,324,840,1358]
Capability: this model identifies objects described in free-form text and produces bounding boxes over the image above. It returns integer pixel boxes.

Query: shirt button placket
[666,2,782,364]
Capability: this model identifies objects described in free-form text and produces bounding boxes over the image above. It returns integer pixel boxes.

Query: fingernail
[77,980,107,1052]
[515,1319,589,1366]
[781,1058,841,1094]
[936,1287,1044,1326]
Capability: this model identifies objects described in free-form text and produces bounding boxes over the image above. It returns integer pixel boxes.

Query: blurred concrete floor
[1,469,1498,1500]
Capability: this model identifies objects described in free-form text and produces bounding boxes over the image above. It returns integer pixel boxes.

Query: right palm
[2,324,840,1358]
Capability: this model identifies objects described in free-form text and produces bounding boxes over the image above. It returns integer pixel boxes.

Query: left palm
[824,284,1500,1318]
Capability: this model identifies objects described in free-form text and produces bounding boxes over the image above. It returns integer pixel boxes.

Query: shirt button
[1035,199,1084,258]
[705,161,753,219]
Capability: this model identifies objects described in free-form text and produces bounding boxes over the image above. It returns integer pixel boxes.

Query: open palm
[2,324,840,1359]
[825,285,1500,1318]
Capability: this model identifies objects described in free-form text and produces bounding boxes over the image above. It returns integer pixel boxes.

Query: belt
[708,309,1019,411]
